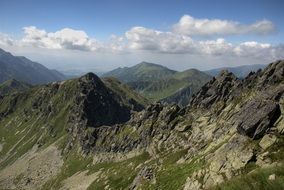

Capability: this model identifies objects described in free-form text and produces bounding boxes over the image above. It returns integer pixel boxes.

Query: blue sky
[1,0,283,41]
[0,0,283,73]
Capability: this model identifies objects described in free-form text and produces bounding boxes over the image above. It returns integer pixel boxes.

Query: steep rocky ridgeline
[0,60,284,190]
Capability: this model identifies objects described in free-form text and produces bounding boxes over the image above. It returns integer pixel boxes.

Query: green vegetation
[88,152,150,189]
[0,79,77,169]
[211,163,284,190]
[41,151,150,190]
[102,61,211,101]
[210,135,284,190]
[0,79,31,95]
[141,149,202,190]
[41,147,93,190]
[102,77,149,108]
[102,62,176,82]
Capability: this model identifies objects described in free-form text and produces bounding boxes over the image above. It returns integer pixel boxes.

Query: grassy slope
[0,74,151,189]
[141,69,211,101]
[102,62,176,83]
[102,77,149,108]
[0,74,148,171]
[0,79,78,170]
[0,79,31,95]
[103,62,211,101]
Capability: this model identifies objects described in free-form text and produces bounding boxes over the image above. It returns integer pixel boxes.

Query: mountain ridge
[0,48,66,85]
[103,61,211,105]
[204,64,267,78]
[102,61,177,83]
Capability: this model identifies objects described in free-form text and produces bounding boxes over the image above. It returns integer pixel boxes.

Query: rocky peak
[257,60,284,87]
[215,69,237,82]
[190,70,239,108]
[71,73,132,128]
[80,72,101,82]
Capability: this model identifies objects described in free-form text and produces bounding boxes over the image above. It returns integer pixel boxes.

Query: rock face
[75,73,132,127]
[190,70,240,108]
[257,60,284,87]
[236,100,281,139]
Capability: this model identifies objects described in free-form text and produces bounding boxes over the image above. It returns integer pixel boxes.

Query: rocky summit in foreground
[0,60,284,190]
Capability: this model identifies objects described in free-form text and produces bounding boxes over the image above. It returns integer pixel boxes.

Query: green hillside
[103,62,212,104]
[0,79,32,95]
[102,62,176,82]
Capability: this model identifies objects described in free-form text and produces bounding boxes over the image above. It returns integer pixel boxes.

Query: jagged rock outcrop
[80,103,187,154]
[190,70,240,108]
[257,60,284,87]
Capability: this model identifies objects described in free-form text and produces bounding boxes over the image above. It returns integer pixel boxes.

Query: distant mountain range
[102,62,212,106]
[0,48,66,85]
[204,64,267,78]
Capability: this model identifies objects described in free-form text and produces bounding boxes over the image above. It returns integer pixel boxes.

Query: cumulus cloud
[0,33,14,46]
[198,38,233,55]
[123,26,283,60]
[21,26,102,51]
[233,41,273,58]
[125,27,194,53]
[106,35,126,52]
[173,15,275,36]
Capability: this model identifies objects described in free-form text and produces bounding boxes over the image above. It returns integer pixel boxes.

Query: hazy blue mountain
[0,48,66,85]
[204,64,266,78]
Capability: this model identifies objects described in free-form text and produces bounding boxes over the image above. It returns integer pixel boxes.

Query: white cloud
[123,26,284,60]
[0,33,14,46]
[198,38,233,55]
[106,35,126,52]
[173,15,275,36]
[233,41,273,58]
[125,26,194,53]
[123,27,282,59]
[21,26,102,51]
